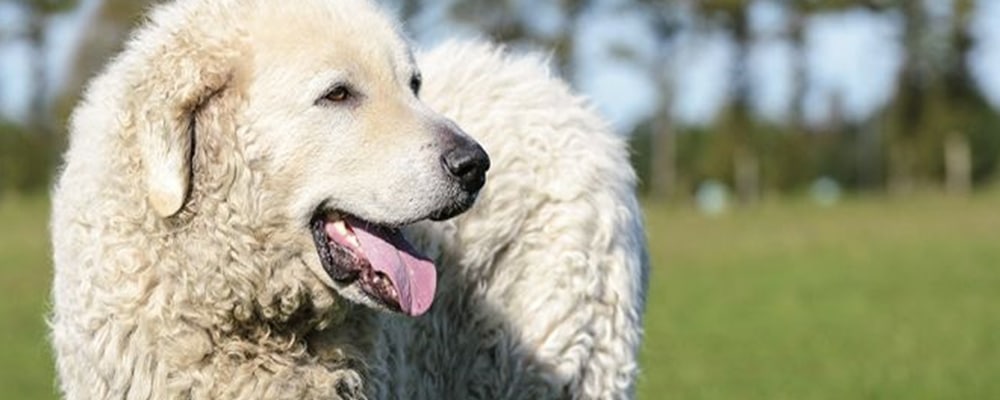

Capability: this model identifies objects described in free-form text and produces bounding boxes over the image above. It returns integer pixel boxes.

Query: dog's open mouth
[309,213,436,316]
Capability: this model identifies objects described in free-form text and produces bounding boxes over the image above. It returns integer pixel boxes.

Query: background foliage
[2,0,1000,199]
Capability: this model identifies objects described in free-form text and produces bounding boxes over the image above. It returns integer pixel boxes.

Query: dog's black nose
[442,138,490,192]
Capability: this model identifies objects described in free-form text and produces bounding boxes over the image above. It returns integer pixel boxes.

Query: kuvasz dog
[49,0,648,399]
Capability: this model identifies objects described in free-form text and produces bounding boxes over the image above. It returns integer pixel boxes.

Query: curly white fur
[49,0,648,399]
[374,42,649,399]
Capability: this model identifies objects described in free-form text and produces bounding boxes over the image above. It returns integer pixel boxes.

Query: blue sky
[2,0,1000,133]
[968,0,1000,110]
[801,8,904,126]
[0,1,34,120]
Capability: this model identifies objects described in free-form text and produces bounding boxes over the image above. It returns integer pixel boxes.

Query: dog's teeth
[333,221,348,235]
[328,219,360,247]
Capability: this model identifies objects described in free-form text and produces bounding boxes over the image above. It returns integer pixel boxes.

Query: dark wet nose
[441,131,490,193]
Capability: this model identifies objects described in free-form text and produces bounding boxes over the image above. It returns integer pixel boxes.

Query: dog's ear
[129,31,240,218]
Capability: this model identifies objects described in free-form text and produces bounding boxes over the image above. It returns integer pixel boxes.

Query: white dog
[49,0,648,398]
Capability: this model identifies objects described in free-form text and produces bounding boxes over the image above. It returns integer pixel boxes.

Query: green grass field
[2,192,998,398]
[0,195,55,398]
[639,192,1000,399]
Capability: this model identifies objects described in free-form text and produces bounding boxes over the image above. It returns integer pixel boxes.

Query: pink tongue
[348,220,436,316]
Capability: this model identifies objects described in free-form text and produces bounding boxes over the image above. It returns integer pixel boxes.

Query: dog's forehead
[246,1,413,79]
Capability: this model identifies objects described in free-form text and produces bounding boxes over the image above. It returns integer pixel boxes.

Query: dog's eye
[322,86,352,103]
[409,73,422,96]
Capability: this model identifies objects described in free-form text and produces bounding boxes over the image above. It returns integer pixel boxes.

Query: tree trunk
[734,144,760,205]
[888,138,916,195]
[856,118,884,190]
[650,111,676,201]
[944,132,971,196]
[889,0,926,195]
[26,7,51,136]
[731,7,759,205]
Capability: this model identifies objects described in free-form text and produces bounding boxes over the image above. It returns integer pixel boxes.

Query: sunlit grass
[2,191,999,399]
[0,194,56,399]
[639,191,1000,399]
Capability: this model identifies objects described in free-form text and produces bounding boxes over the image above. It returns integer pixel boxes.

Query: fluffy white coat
[49,0,648,399]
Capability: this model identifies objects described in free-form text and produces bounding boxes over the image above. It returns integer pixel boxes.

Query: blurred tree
[703,2,762,205]
[932,0,991,192]
[882,0,982,194]
[635,0,779,201]
[637,0,683,201]
[0,0,77,194]
[797,1,894,191]
[887,0,928,194]
[8,0,77,133]
[3,0,997,196]
[801,0,985,193]
[442,0,593,73]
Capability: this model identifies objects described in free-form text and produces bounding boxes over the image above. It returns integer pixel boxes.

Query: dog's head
[131,0,488,316]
